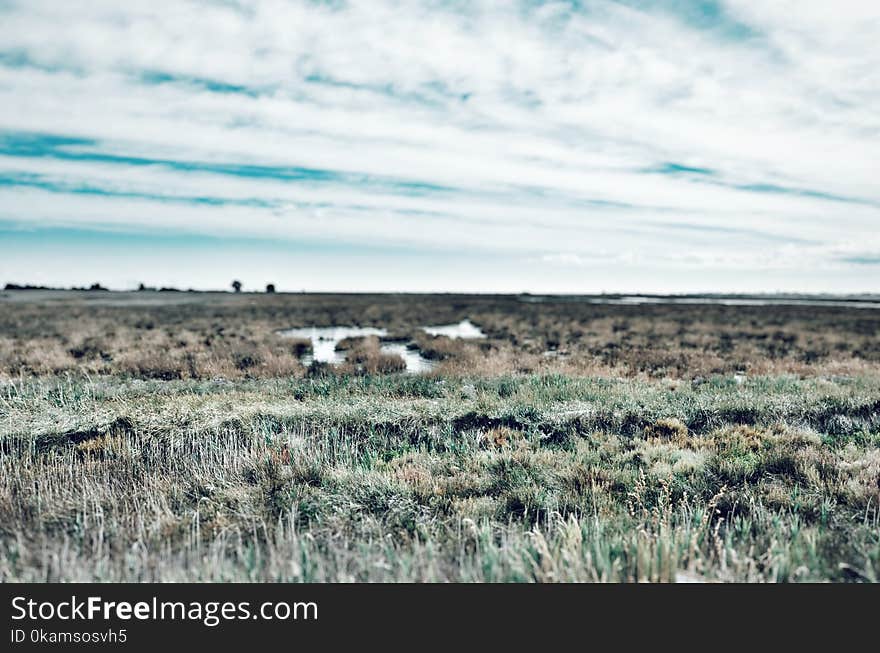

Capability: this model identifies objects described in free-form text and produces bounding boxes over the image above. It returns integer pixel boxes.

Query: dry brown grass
[1,290,878,380]
[644,417,689,442]
[336,336,407,375]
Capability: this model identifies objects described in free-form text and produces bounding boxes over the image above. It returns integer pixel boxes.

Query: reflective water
[278,326,387,364]
[422,319,486,339]
[519,295,880,309]
[380,343,436,373]
[280,319,486,372]
[278,325,436,373]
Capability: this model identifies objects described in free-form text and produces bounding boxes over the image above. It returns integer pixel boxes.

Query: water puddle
[421,319,486,339]
[278,325,436,373]
[280,319,485,372]
[279,326,387,365]
[379,343,436,373]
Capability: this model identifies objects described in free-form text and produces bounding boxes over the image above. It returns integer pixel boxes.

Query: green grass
[1,373,879,582]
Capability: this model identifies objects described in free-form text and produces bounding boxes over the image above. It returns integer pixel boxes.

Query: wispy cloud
[0,0,878,291]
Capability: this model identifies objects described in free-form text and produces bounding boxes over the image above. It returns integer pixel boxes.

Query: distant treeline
[5,282,110,291]
[4,282,187,292]
[137,284,191,292]
[4,283,58,290]
[5,282,281,293]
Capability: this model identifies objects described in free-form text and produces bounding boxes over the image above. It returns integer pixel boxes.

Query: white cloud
[0,0,878,291]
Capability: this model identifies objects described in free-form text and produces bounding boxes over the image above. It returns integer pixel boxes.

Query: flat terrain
[3,289,880,379]
[1,291,879,581]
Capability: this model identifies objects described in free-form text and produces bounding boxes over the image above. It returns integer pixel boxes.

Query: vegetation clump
[644,417,689,441]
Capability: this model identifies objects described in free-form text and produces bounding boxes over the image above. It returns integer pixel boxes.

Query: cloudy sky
[0,0,878,293]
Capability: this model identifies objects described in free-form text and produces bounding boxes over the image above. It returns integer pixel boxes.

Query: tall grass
[2,374,878,582]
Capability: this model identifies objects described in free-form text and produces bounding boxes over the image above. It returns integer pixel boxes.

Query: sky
[0,0,878,293]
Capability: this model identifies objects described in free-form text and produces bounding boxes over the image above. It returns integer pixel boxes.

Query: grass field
[1,290,879,581]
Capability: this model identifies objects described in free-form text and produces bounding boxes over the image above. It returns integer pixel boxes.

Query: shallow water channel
[278,326,435,373]
[421,319,486,339]
[278,320,486,373]
[279,326,387,365]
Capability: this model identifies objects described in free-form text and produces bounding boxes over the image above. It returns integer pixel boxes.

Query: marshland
[1,289,879,581]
